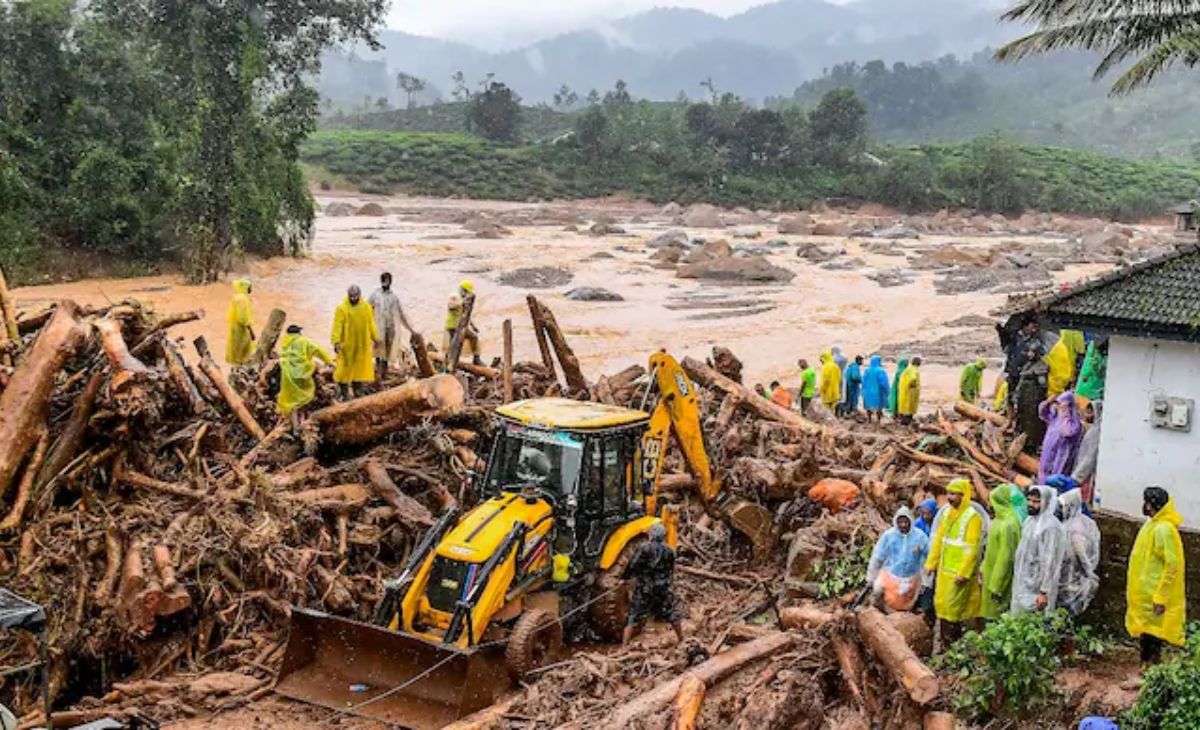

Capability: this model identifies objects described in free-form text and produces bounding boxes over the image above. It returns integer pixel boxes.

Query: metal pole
[39,626,50,728]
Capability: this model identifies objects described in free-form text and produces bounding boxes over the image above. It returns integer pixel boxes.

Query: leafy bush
[1122,624,1200,730]
[935,610,1104,722]
[812,540,873,600]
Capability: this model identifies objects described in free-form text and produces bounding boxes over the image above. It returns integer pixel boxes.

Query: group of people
[225,274,483,423]
[870,478,1184,664]
[759,348,924,424]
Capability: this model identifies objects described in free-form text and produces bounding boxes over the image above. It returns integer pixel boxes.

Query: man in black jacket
[621,523,684,645]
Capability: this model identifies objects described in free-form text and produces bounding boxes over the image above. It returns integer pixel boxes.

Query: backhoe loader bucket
[275,608,510,730]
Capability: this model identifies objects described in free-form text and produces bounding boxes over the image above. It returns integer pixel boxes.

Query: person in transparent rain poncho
[1010,485,1067,615]
[867,506,929,612]
[1057,489,1101,616]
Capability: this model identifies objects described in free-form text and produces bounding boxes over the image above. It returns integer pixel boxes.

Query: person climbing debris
[959,358,987,403]
[867,506,929,612]
[1127,486,1186,665]
[622,522,683,646]
[277,324,332,425]
[444,280,483,366]
[332,285,380,399]
[368,272,413,382]
[1010,485,1066,616]
[1038,392,1083,484]
[225,279,255,366]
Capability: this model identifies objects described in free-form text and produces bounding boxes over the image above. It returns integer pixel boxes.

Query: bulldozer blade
[723,498,774,556]
[275,608,511,730]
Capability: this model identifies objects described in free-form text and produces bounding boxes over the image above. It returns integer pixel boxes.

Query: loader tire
[590,538,642,642]
[506,608,562,681]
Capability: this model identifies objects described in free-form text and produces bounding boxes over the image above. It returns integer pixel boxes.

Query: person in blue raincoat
[1047,474,1092,518]
[868,506,930,612]
[862,354,891,424]
[842,355,864,417]
[914,498,938,536]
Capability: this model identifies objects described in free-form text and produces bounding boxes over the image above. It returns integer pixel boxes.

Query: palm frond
[1003,0,1200,24]
[1111,29,1200,92]
[995,12,1199,62]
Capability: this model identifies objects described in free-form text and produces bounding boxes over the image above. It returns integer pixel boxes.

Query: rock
[1005,253,1034,269]
[732,227,762,239]
[682,204,725,228]
[734,245,773,256]
[588,222,626,237]
[324,202,355,217]
[565,287,624,302]
[585,251,615,260]
[766,238,791,248]
[868,269,915,288]
[357,202,386,216]
[796,242,843,263]
[862,241,905,256]
[648,229,689,248]
[472,223,508,239]
[661,202,682,217]
[563,224,579,232]
[876,225,921,240]
[497,266,574,289]
[1043,257,1066,272]
[812,221,850,237]
[1081,231,1130,252]
[724,208,763,225]
[651,246,684,265]
[497,211,535,227]
[778,214,814,235]
[677,255,796,283]
[820,257,865,271]
[682,239,733,264]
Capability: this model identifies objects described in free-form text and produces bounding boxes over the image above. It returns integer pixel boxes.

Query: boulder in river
[682,204,725,228]
[565,287,625,302]
[648,229,689,248]
[357,202,387,216]
[677,255,795,283]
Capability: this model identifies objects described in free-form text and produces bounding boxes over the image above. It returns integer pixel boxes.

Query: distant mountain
[321,0,1024,105]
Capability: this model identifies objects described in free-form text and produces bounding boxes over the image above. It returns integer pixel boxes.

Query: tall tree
[996,0,1200,94]
[96,0,385,281]
[809,89,869,170]
[466,80,521,143]
[396,71,427,108]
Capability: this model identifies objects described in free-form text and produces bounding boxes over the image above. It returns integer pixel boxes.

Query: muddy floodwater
[13,193,1143,406]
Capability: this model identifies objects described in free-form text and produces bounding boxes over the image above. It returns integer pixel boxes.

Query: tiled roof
[1008,244,1200,341]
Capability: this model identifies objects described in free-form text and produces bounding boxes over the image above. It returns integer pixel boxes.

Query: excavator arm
[641,352,773,554]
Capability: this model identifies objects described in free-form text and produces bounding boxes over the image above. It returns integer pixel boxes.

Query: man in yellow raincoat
[1044,330,1084,399]
[225,279,255,365]
[277,325,332,424]
[331,285,379,398]
[1127,486,1186,665]
[897,356,922,424]
[818,350,841,410]
[924,478,983,643]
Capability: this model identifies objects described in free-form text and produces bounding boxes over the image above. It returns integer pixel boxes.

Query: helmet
[459,280,475,295]
[447,294,463,310]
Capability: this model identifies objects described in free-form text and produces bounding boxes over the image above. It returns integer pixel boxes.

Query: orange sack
[808,479,861,513]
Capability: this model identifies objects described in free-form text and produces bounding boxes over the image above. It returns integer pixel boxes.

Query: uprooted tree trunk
[37,368,105,490]
[446,293,476,373]
[364,461,435,527]
[526,294,557,378]
[193,336,266,441]
[95,318,152,395]
[528,296,589,396]
[311,374,465,446]
[681,356,828,438]
[0,265,19,362]
[248,309,286,366]
[856,607,939,705]
[0,301,87,500]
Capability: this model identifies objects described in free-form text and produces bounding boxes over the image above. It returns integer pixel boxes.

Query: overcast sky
[386,1,788,49]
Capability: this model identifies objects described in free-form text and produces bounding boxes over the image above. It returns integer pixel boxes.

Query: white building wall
[1097,335,1200,526]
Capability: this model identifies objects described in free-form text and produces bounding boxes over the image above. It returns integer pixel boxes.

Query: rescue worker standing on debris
[819,350,842,411]
[277,325,332,425]
[622,522,684,646]
[445,280,484,366]
[959,358,987,403]
[924,479,983,644]
[769,380,793,409]
[981,484,1022,620]
[798,359,817,413]
[897,356,922,424]
[368,272,413,383]
[331,285,380,399]
[1127,486,1186,665]
[861,354,890,424]
[1011,485,1066,615]
[225,279,255,365]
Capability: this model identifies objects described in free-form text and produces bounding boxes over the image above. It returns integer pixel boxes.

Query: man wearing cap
[368,272,413,383]
[445,280,483,366]
[621,523,684,646]
[277,324,332,425]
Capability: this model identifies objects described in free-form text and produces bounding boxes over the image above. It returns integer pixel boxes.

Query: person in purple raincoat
[1038,391,1083,485]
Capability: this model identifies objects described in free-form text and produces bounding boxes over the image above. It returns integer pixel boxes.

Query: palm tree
[996,0,1200,94]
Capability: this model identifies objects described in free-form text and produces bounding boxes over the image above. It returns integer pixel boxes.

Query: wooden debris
[194,336,266,441]
[856,607,939,705]
[311,374,465,445]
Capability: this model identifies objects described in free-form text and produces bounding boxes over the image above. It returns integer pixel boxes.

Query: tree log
[886,611,934,657]
[446,293,476,373]
[94,526,123,606]
[0,428,49,533]
[311,374,464,446]
[155,337,208,415]
[95,317,151,395]
[831,632,867,711]
[606,631,795,727]
[1015,452,1040,477]
[194,336,266,441]
[410,332,436,378]
[779,604,836,631]
[441,697,518,730]
[671,674,705,730]
[153,544,191,616]
[502,318,514,403]
[681,356,828,438]
[923,711,958,730]
[249,308,286,366]
[37,369,104,490]
[114,463,206,500]
[364,461,435,526]
[856,607,939,704]
[953,400,1007,427]
[0,265,20,355]
[429,351,500,378]
[0,301,86,500]
[530,296,589,396]
[283,484,370,510]
[526,294,557,377]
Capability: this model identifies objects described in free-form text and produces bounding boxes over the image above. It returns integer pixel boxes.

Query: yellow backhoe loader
[275,352,770,728]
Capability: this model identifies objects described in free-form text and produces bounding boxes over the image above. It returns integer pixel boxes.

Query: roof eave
[1043,312,1200,344]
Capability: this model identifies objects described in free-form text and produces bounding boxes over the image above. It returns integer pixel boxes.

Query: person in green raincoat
[1075,340,1107,402]
[959,358,987,403]
[981,484,1023,619]
[889,355,910,416]
[924,478,984,642]
[225,279,255,365]
[1127,486,1186,665]
[277,325,332,423]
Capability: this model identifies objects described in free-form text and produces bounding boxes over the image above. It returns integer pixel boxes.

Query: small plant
[935,609,1081,722]
[812,540,873,600]
[1122,623,1200,730]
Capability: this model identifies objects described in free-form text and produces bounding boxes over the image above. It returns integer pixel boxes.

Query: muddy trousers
[1140,634,1164,664]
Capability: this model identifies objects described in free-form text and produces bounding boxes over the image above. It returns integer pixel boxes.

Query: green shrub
[1122,625,1200,730]
[812,540,872,600]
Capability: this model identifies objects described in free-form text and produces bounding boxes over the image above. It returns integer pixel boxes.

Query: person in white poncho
[1057,489,1101,616]
[1011,485,1067,615]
